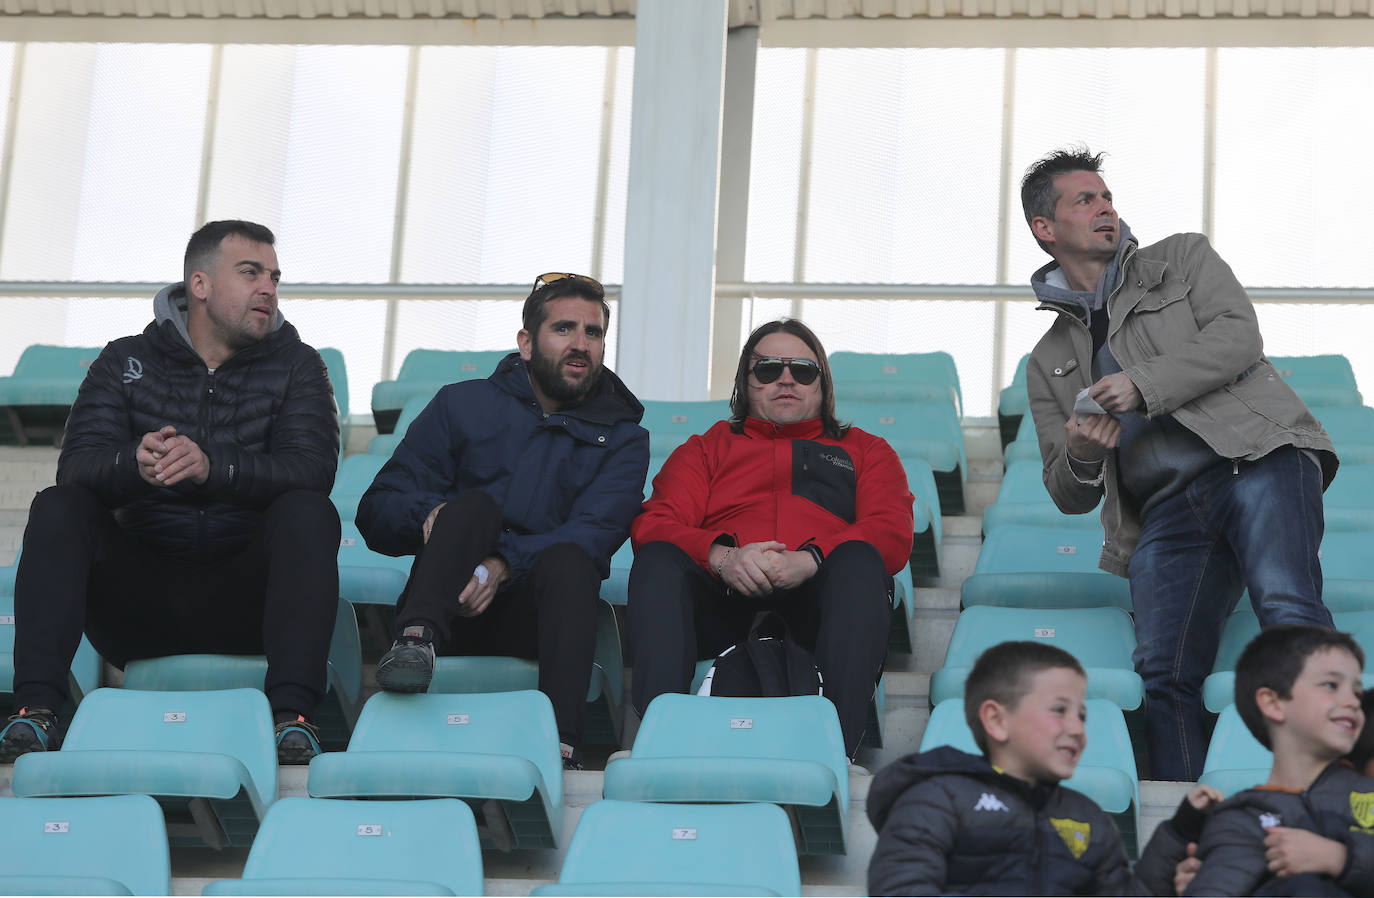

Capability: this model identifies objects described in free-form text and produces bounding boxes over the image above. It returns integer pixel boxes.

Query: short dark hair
[522,275,610,336]
[964,641,1086,755]
[1020,147,1106,255]
[1350,691,1374,772]
[1234,624,1365,749]
[184,220,276,285]
[728,318,847,439]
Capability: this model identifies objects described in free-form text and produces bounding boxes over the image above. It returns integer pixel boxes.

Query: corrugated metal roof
[2,0,1370,20]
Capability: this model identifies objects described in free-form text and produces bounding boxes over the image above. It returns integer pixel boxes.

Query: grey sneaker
[375,626,436,693]
[0,707,61,762]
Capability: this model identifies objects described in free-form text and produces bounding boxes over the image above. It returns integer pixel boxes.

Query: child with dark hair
[867,641,1206,896]
[1183,624,1374,896]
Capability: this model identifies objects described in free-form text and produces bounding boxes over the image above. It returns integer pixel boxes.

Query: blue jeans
[1128,445,1331,781]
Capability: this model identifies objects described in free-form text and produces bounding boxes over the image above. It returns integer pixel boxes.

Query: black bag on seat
[697,610,824,697]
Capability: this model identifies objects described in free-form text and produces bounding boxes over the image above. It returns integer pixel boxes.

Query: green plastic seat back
[0,794,170,895]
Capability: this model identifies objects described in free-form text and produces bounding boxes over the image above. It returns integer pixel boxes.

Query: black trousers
[628,539,891,758]
[394,489,601,747]
[13,484,340,718]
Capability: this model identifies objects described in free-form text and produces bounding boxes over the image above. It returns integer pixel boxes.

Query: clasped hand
[712,541,819,597]
[1064,372,1142,462]
[137,425,209,487]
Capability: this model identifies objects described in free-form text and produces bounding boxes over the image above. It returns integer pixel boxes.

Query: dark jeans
[628,539,891,758]
[1129,446,1331,781]
[13,484,340,718]
[395,489,601,747]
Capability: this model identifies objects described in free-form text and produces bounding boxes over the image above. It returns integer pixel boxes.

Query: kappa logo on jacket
[973,792,1009,812]
[1258,812,1282,830]
[123,357,143,384]
[1049,817,1091,859]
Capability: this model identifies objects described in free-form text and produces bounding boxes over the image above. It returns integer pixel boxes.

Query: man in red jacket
[629,319,914,758]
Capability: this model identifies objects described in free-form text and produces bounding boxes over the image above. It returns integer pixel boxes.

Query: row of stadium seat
[0,794,802,896]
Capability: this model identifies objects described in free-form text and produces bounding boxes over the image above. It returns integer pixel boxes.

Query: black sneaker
[560,742,583,771]
[274,715,323,765]
[375,625,436,693]
[0,707,61,762]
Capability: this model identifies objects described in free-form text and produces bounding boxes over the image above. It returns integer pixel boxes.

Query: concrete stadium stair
[0,426,1195,895]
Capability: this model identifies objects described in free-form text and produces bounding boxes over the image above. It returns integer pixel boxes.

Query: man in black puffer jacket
[0,220,340,766]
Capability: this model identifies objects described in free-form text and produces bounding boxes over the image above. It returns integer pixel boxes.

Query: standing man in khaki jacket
[1020,148,1338,782]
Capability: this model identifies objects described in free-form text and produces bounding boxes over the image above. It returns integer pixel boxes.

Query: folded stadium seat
[307,690,562,851]
[202,797,483,896]
[997,354,1030,451]
[317,347,350,452]
[920,697,1142,858]
[1198,704,1272,797]
[1202,609,1374,714]
[982,459,1104,535]
[602,693,850,856]
[11,687,277,849]
[1321,464,1374,531]
[829,350,963,416]
[370,349,510,434]
[1316,530,1374,612]
[639,399,731,460]
[0,794,171,896]
[1269,354,1362,408]
[337,522,413,608]
[0,345,103,446]
[892,455,941,580]
[531,799,801,897]
[366,394,432,458]
[960,524,1131,611]
[330,452,388,524]
[1,589,102,712]
[120,595,363,751]
[1315,404,1374,465]
[840,399,967,514]
[929,606,1144,715]
[687,660,890,751]
[425,599,625,746]
[1002,410,1044,467]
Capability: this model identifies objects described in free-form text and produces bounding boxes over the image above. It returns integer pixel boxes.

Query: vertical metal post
[194,45,223,227]
[382,45,422,385]
[791,46,818,321]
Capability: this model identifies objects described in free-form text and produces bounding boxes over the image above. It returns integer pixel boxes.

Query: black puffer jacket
[1186,762,1374,897]
[56,283,339,560]
[867,746,1182,897]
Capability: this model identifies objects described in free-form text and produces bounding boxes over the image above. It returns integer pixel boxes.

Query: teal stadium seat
[366,395,432,458]
[1,587,102,712]
[998,353,1030,450]
[202,797,483,896]
[602,693,850,856]
[424,599,625,746]
[0,345,103,446]
[1322,464,1374,531]
[920,697,1141,857]
[531,799,801,897]
[0,794,171,896]
[930,606,1143,713]
[308,690,563,850]
[120,595,364,750]
[371,349,509,433]
[337,522,413,609]
[1316,405,1374,465]
[961,524,1131,611]
[639,399,731,461]
[1202,609,1374,713]
[10,687,277,849]
[982,459,1103,535]
[331,452,387,524]
[317,347,350,451]
[840,399,967,514]
[1315,531,1374,612]
[1269,354,1362,408]
[1198,704,1272,796]
[829,351,962,416]
[902,455,942,578]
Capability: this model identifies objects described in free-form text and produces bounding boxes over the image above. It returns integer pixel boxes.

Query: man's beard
[529,339,601,405]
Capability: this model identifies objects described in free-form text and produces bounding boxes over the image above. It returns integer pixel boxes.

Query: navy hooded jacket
[355,351,649,581]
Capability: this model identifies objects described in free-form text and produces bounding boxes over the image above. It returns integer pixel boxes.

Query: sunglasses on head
[750,356,821,385]
[534,272,605,297]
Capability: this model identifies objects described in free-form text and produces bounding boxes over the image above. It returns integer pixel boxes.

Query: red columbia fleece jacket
[631,416,915,575]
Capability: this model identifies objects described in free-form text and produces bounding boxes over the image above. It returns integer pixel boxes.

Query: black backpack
[697,611,824,697]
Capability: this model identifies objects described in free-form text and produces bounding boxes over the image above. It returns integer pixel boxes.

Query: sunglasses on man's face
[534,272,605,297]
[750,356,821,386]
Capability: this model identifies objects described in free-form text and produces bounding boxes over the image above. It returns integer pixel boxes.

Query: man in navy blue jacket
[356,273,649,767]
